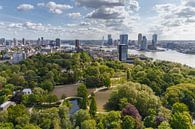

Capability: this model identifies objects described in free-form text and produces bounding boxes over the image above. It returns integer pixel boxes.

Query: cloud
[0,21,112,39]
[75,0,140,33]
[148,0,195,39]
[87,7,127,19]
[80,22,91,26]
[68,12,81,19]
[17,4,34,11]
[0,6,3,10]
[75,0,123,8]
[184,0,195,7]
[153,1,195,27]
[46,1,73,14]
[37,3,45,7]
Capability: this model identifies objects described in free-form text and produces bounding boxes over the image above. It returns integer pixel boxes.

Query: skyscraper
[140,36,147,50]
[119,34,128,61]
[152,34,158,50]
[119,44,128,61]
[138,33,142,47]
[13,38,18,46]
[41,37,44,45]
[0,38,5,45]
[22,38,26,45]
[107,34,113,46]
[120,34,128,45]
[56,38,61,47]
[75,39,80,50]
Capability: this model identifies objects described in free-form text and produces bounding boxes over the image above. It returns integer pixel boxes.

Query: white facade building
[22,88,32,95]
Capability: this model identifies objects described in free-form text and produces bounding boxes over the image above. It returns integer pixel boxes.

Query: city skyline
[1,0,195,40]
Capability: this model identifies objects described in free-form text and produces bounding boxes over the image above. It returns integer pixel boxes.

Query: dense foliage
[129,60,195,95]
[0,52,195,129]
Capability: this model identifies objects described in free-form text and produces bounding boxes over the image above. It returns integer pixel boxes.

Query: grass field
[53,84,113,112]
[95,89,112,112]
[53,84,96,99]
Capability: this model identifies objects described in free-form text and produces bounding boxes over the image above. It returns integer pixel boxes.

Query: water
[69,99,80,115]
[128,49,195,68]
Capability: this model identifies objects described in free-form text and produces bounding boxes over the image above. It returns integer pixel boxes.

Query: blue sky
[0,0,195,40]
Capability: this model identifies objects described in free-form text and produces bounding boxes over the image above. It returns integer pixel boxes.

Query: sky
[0,0,195,40]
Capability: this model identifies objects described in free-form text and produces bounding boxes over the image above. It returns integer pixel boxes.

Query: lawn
[53,84,113,112]
[53,84,96,99]
[95,89,112,112]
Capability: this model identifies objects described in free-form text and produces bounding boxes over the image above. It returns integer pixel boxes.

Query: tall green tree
[77,84,88,109]
[89,93,97,117]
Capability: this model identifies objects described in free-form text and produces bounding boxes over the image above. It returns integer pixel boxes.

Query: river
[128,49,195,68]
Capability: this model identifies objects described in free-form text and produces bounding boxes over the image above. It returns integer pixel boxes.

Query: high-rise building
[107,34,113,45]
[119,44,128,61]
[152,34,158,50]
[56,38,61,47]
[140,36,147,50]
[75,39,80,50]
[41,37,44,45]
[37,38,41,46]
[0,38,5,45]
[22,38,26,45]
[120,34,128,45]
[13,38,18,46]
[138,33,142,47]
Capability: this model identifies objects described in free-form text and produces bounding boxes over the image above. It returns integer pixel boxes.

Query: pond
[69,99,80,115]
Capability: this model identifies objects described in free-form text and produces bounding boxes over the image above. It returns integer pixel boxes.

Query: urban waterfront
[128,49,195,68]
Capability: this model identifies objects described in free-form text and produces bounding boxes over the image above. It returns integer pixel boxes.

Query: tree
[89,94,97,117]
[100,74,111,88]
[144,114,156,128]
[85,66,100,77]
[108,82,161,117]
[40,80,54,92]
[158,121,172,129]
[172,102,189,113]
[170,112,193,129]
[73,109,91,127]
[25,70,37,88]
[122,116,136,129]
[8,74,26,86]
[7,104,29,125]
[15,114,30,127]
[77,84,88,109]
[0,111,8,122]
[119,98,128,110]
[0,122,14,129]
[143,109,158,128]
[105,111,122,129]
[126,70,131,80]
[163,83,195,113]
[22,124,41,129]
[0,76,6,89]
[81,120,96,129]
[121,103,142,121]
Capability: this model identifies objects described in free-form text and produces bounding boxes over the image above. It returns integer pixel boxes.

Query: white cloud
[46,1,73,14]
[0,21,113,39]
[80,22,91,26]
[148,0,195,39]
[37,3,45,7]
[17,4,34,11]
[0,6,3,10]
[68,12,81,19]
[75,0,140,34]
